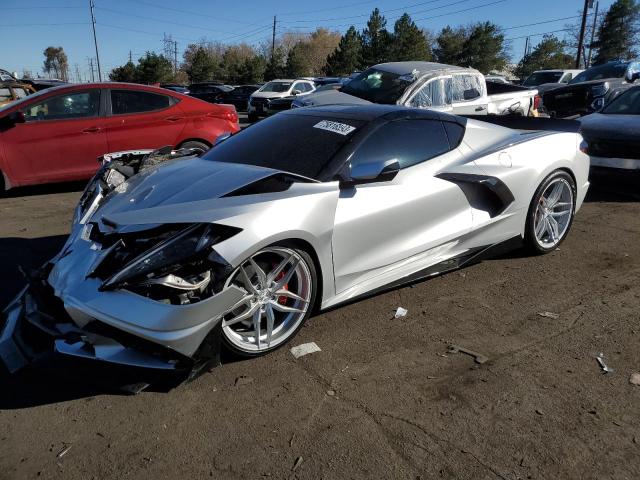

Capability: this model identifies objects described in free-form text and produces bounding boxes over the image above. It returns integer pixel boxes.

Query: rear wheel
[221,246,317,357]
[525,170,576,254]
[178,140,209,155]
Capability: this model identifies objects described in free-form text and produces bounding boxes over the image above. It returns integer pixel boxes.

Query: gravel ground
[0,172,639,480]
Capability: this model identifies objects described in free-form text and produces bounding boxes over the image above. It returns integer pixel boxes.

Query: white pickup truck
[293,61,538,116]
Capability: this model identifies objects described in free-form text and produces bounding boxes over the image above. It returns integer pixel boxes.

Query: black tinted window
[202,113,364,180]
[602,87,640,114]
[350,120,452,170]
[111,90,172,114]
[570,63,629,83]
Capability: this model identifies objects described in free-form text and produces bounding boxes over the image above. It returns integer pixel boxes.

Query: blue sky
[1,0,614,80]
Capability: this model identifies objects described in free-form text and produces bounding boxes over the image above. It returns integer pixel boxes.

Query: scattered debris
[426,376,437,380]
[290,342,321,359]
[289,434,295,448]
[326,390,336,397]
[535,409,544,416]
[56,445,71,458]
[292,456,303,471]
[394,307,408,318]
[537,311,560,319]
[448,345,489,364]
[235,375,254,386]
[596,353,613,374]
[629,373,640,386]
[120,383,150,395]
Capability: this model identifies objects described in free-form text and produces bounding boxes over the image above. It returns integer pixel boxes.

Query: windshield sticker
[313,120,356,136]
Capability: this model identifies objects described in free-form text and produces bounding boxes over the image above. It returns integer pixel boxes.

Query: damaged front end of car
[0,147,249,385]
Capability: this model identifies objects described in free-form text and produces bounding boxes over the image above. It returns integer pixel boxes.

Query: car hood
[251,91,291,99]
[295,89,372,107]
[580,113,640,141]
[95,158,281,223]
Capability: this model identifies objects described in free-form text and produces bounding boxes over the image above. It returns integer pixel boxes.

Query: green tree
[594,0,640,64]
[434,26,466,65]
[325,26,363,75]
[286,43,309,77]
[391,13,432,61]
[264,46,287,80]
[514,35,574,79]
[109,61,138,82]
[135,52,174,84]
[185,46,220,82]
[43,46,69,81]
[240,55,267,83]
[459,22,507,73]
[361,8,392,66]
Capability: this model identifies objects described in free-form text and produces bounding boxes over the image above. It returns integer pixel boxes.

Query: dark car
[543,60,640,118]
[580,85,640,171]
[161,84,189,95]
[188,83,234,104]
[220,84,260,111]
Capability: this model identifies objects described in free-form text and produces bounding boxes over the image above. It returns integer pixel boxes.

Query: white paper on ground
[290,342,321,359]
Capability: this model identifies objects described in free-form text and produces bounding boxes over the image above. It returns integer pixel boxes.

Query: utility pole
[587,1,599,67]
[129,50,132,63]
[74,63,81,83]
[271,15,277,62]
[523,36,529,59]
[576,0,590,68]
[88,57,95,82]
[174,40,178,77]
[89,0,102,81]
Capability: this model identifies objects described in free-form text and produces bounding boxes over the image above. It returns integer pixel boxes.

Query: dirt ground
[0,173,639,480]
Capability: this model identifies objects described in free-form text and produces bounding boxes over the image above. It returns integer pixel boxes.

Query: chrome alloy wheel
[533,177,574,248]
[222,247,312,353]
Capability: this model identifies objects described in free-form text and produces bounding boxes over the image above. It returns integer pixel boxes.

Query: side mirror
[7,111,25,125]
[625,70,640,83]
[214,132,232,146]
[591,97,605,112]
[344,159,400,187]
[463,88,480,100]
[292,89,302,95]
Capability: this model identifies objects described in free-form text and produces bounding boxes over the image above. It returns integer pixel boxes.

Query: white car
[521,69,583,87]
[248,79,315,121]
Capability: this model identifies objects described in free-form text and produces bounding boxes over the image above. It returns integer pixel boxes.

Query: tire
[178,140,209,156]
[524,170,576,254]
[220,245,317,357]
[248,112,259,123]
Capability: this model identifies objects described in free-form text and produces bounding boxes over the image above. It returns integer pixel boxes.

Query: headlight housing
[591,82,609,97]
[99,223,239,292]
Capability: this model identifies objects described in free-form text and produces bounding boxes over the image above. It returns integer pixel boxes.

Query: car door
[450,73,489,115]
[103,88,186,152]
[331,119,473,293]
[1,88,106,184]
[405,77,453,113]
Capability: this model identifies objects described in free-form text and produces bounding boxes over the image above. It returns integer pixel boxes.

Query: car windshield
[522,71,563,86]
[260,82,292,93]
[201,113,364,180]
[602,87,640,114]
[340,67,413,104]
[570,63,628,84]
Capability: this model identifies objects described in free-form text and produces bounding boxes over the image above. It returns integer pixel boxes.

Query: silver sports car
[1,105,590,381]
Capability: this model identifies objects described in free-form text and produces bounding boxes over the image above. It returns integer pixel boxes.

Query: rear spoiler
[462,115,581,133]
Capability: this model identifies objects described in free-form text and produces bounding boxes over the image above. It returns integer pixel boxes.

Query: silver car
[1,105,590,381]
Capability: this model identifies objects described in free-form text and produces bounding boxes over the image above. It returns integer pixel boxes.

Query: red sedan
[0,82,239,192]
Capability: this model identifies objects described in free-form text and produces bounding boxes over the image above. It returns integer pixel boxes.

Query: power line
[277,0,379,16]
[505,28,574,41]
[0,22,90,26]
[280,0,474,24]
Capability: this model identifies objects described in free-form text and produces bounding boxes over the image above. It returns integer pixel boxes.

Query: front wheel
[221,246,317,357]
[524,170,576,254]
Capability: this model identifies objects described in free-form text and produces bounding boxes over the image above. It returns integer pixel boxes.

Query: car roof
[374,61,478,75]
[281,103,466,125]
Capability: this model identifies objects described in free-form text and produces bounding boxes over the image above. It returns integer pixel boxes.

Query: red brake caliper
[273,267,289,305]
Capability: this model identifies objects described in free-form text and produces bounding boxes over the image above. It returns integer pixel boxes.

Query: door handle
[82,126,101,133]
[165,116,184,122]
[474,106,486,112]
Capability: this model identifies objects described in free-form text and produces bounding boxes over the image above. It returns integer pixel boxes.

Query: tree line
[105,0,639,85]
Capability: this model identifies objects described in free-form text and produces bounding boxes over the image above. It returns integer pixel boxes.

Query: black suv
[543,60,640,118]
